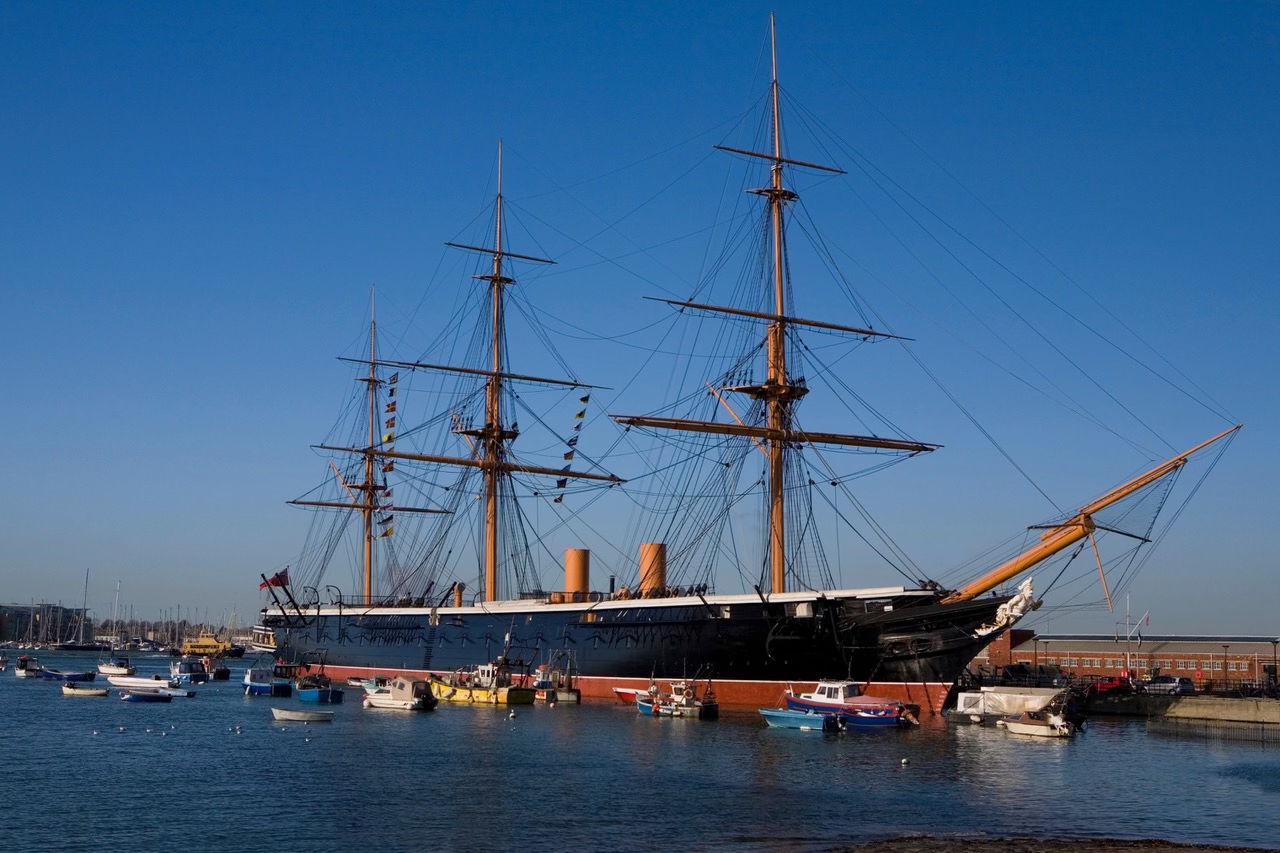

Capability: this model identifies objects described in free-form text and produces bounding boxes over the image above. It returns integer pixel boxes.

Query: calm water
[2,652,1277,852]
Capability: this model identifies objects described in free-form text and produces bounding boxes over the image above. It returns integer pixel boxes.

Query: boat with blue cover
[41,668,97,683]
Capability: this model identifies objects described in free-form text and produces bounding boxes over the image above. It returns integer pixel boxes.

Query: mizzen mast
[613,16,935,594]
[291,303,449,606]
[320,143,623,604]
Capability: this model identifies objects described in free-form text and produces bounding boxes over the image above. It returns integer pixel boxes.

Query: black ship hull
[267,588,1012,710]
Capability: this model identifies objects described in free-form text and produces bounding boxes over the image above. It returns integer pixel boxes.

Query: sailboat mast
[79,568,89,643]
[484,142,508,603]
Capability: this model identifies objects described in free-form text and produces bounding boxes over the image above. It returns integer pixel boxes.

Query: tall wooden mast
[318,144,623,603]
[482,142,511,605]
[612,16,936,593]
[363,310,378,604]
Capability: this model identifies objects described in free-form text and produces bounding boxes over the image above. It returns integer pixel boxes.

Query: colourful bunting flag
[385,417,396,429]
[555,478,568,489]
[378,515,394,525]
[388,387,396,398]
[385,401,396,413]
[383,432,396,443]
[388,372,399,384]
[382,461,395,473]
[378,527,395,538]
[563,451,575,461]
[566,436,578,447]
[574,410,585,419]
[579,394,590,404]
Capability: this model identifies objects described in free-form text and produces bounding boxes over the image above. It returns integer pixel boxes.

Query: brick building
[974,630,1279,687]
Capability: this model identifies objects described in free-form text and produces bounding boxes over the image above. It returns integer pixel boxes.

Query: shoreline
[842,839,1273,852]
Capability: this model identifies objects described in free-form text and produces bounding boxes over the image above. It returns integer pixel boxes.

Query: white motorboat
[271,707,334,722]
[97,654,136,677]
[107,674,180,690]
[949,686,1063,725]
[362,676,438,711]
[62,682,109,697]
[997,712,1075,738]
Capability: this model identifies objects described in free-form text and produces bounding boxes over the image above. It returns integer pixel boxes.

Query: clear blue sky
[0,2,1275,634]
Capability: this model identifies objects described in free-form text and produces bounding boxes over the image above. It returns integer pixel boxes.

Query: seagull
[118,726,126,732]
[508,710,516,719]
[901,758,909,766]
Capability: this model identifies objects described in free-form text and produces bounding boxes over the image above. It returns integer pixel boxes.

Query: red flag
[259,568,290,590]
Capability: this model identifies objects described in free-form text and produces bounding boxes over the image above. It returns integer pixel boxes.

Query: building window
[1211,661,1222,671]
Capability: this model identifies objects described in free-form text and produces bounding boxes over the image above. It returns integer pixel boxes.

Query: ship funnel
[453,582,465,608]
[565,549,590,602]
[639,543,667,598]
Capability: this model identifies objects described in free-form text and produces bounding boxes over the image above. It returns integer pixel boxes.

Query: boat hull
[268,590,1008,713]
[272,707,333,722]
[430,682,537,705]
[297,687,345,704]
[758,708,840,731]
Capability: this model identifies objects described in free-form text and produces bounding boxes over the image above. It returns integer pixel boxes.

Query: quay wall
[1091,694,1280,724]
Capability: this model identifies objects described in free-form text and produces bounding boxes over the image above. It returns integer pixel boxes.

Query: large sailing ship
[261,21,1240,711]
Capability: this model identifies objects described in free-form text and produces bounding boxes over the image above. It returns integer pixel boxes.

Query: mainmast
[319,144,623,603]
[612,17,936,594]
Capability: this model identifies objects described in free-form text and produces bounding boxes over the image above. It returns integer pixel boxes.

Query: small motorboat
[997,712,1075,738]
[170,657,210,684]
[784,680,917,727]
[14,653,40,676]
[108,674,180,690]
[119,689,172,703]
[345,676,368,688]
[363,676,438,711]
[296,674,345,704]
[41,668,97,682]
[636,680,719,720]
[758,707,842,732]
[611,686,644,704]
[97,654,136,676]
[244,662,299,697]
[63,682,109,697]
[271,707,335,723]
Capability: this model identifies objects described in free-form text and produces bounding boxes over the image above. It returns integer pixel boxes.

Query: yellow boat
[179,632,230,657]
[430,663,536,705]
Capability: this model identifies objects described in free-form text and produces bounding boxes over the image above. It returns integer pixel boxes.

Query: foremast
[611,16,936,594]
[319,144,623,603]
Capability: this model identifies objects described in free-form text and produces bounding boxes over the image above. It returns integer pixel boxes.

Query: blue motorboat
[758,707,843,732]
[170,658,210,684]
[783,680,917,728]
[296,674,344,704]
[41,668,97,683]
[244,662,298,697]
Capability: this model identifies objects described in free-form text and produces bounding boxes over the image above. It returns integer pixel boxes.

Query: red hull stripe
[317,664,953,714]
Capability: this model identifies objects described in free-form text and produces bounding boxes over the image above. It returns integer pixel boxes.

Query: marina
[3,651,1278,851]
